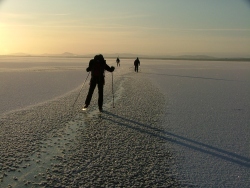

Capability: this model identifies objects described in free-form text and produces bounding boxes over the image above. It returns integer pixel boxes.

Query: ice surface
[141,59,250,187]
[0,57,249,187]
[0,57,89,114]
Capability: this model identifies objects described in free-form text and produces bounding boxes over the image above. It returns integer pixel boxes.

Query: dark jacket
[86,56,114,78]
[86,54,115,84]
[134,58,140,66]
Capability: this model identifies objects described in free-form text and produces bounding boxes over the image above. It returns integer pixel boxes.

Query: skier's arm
[86,59,94,72]
[105,63,115,72]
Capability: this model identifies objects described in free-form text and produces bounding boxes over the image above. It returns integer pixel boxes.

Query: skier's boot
[82,104,88,111]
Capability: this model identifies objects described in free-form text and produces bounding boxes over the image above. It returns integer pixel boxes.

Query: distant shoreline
[0,55,250,62]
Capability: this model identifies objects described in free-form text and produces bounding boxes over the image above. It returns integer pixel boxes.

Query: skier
[83,54,115,112]
[116,57,120,67]
[134,57,140,72]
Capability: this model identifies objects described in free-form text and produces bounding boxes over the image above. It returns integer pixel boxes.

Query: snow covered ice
[0,57,249,187]
[144,59,250,187]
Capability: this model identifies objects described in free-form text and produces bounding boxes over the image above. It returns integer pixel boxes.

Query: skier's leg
[97,80,104,110]
[85,78,96,106]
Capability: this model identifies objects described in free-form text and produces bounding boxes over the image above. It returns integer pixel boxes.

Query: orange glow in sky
[0,0,250,57]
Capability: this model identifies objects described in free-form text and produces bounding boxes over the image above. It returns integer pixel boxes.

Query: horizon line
[1,53,250,60]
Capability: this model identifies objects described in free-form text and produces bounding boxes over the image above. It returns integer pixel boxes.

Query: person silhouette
[116,57,120,67]
[83,54,115,112]
[134,57,140,72]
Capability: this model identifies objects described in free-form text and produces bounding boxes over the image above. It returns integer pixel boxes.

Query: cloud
[1,12,70,19]
[245,0,250,6]
[98,14,148,20]
[81,13,149,23]
[41,13,70,16]
[174,28,250,31]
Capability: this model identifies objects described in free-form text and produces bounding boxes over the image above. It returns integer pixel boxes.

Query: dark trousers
[135,65,139,72]
[85,77,104,108]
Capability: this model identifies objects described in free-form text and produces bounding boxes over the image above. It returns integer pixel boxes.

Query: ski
[82,107,103,112]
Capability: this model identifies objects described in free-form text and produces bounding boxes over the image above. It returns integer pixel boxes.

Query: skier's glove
[86,67,90,72]
[111,66,115,72]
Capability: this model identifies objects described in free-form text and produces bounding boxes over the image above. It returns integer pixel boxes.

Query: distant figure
[116,57,120,67]
[134,57,140,72]
[83,54,115,112]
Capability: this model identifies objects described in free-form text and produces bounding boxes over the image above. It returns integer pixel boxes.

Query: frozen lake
[141,59,250,187]
[0,57,249,187]
[0,57,89,114]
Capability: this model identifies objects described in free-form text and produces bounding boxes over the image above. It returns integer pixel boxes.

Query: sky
[0,0,250,57]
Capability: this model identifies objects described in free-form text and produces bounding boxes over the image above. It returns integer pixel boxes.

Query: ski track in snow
[0,58,249,187]
[143,60,250,187]
[0,58,182,187]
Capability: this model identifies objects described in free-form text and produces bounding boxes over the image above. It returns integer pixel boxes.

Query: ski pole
[72,72,90,109]
[112,72,115,108]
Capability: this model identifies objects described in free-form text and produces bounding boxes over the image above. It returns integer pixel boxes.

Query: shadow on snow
[102,111,250,168]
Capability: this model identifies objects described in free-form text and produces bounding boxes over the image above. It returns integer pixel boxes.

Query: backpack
[92,59,105,77]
